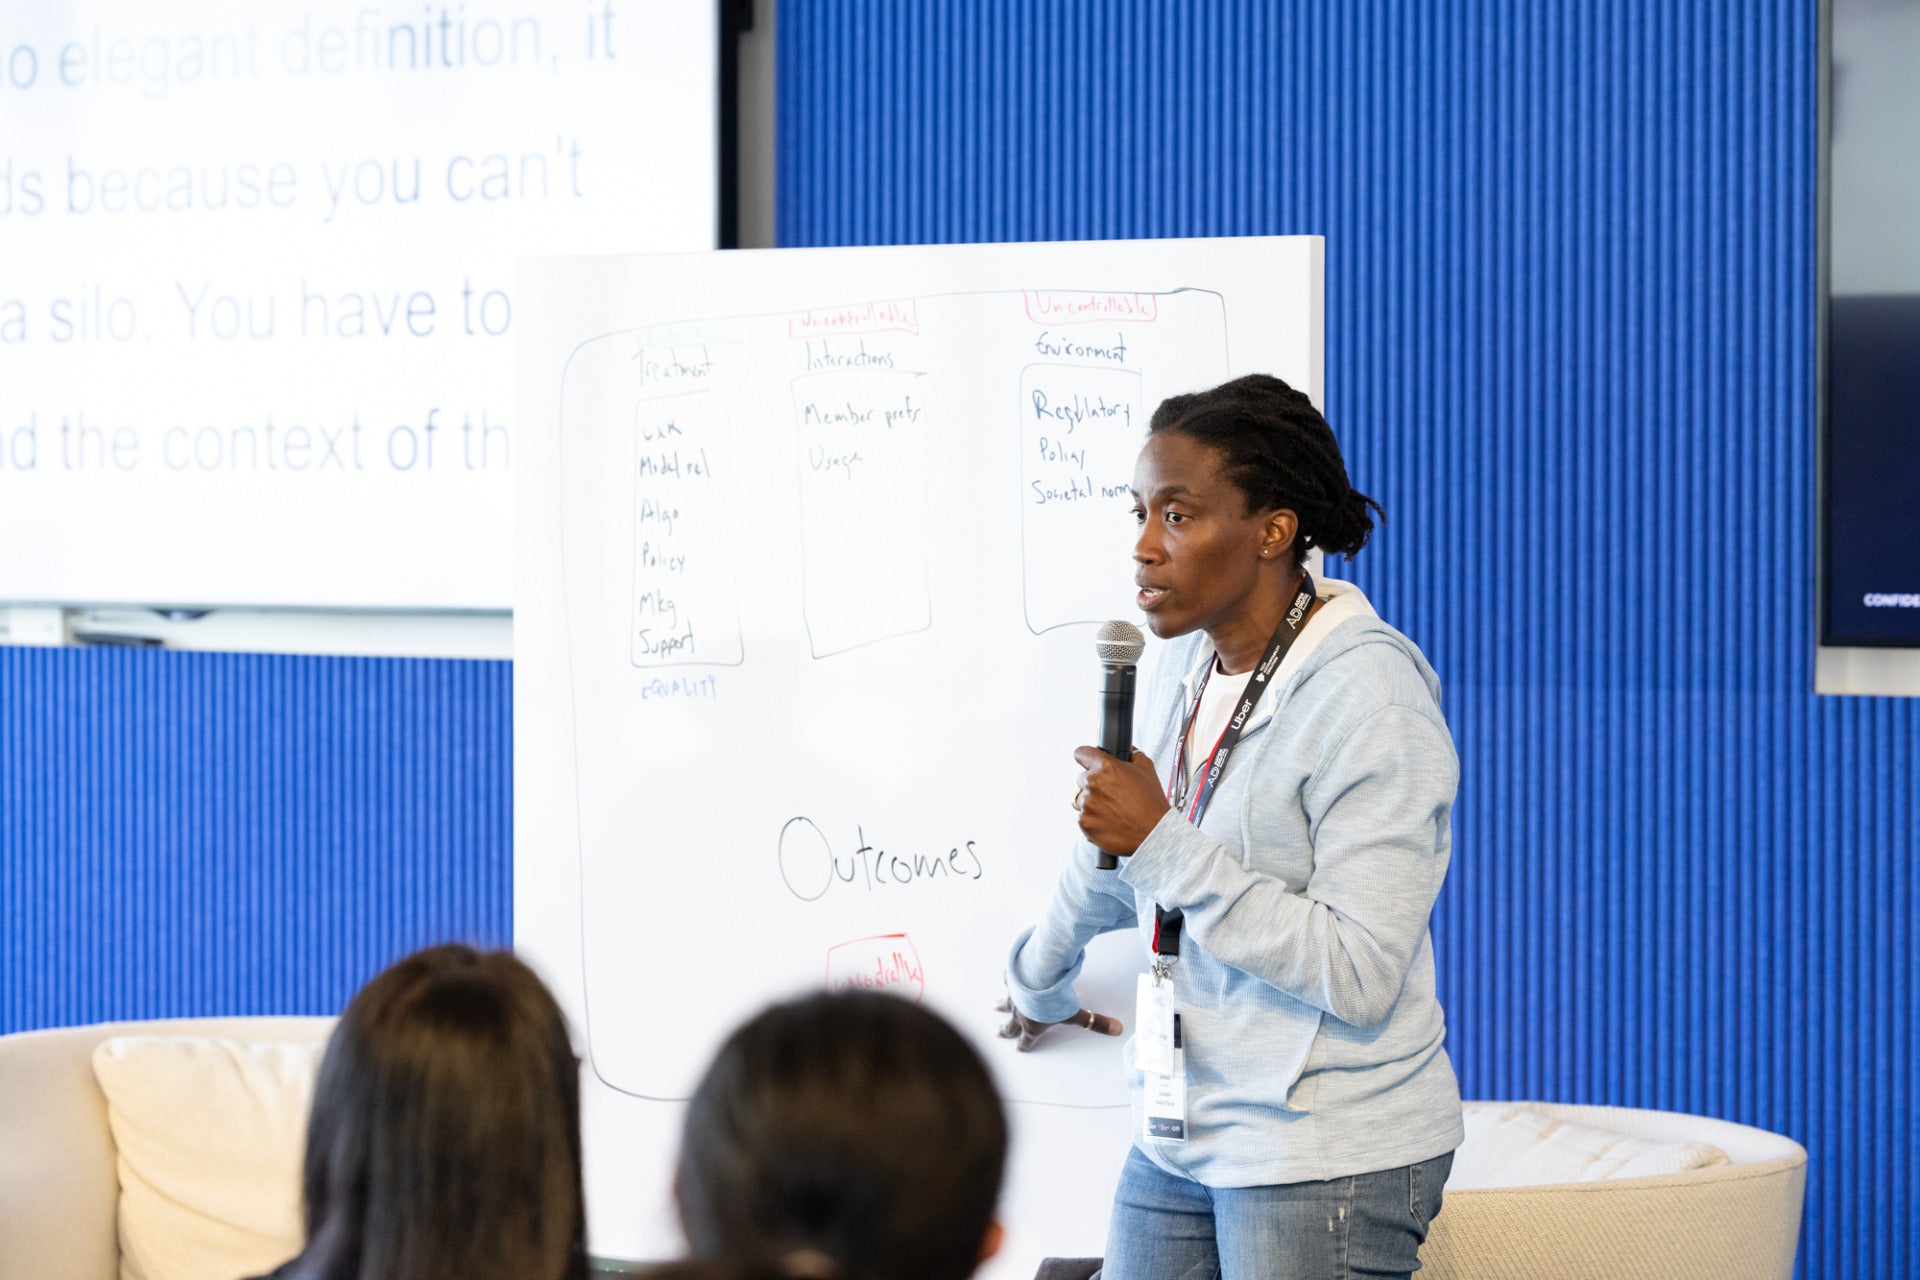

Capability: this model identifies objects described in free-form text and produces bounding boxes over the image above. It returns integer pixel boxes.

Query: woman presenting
[1001,374,1462,1280]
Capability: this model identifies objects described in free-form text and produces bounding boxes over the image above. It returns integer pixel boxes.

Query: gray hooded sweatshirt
[1007,578,1465,1186]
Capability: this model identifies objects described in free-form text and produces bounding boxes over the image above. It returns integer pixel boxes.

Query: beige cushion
[1450,1102,1730,1190]
[92,1036,323,1280]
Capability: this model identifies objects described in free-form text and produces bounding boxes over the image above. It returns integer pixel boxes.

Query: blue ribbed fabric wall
[0,648,510,1032]
[778,4,1911,1278]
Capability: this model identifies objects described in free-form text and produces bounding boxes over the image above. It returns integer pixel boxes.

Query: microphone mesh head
[1095,620,1146,664]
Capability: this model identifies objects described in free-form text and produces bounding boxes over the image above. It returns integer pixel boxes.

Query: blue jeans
[1099,1146,1453,1280]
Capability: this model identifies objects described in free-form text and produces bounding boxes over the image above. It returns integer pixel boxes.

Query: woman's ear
[976,1219,1005,1267]
[1261,508,1299,561]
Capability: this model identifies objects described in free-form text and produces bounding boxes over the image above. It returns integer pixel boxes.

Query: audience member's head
[283,943,585,1280]
[675,991,1008,1280]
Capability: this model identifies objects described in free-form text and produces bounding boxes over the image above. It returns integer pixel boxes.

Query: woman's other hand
[994,995,1124,1051]
[1072,746,1170,857]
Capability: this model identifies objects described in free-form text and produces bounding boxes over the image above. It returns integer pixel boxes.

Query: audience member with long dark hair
[670,990,1008,1280]
[258,943,586,1280]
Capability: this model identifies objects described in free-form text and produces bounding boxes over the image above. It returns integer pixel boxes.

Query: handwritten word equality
[805,338,897,371]
[1023,290,1159,326]
[1031,389,1132,433]
[638,673,717,702]
[1033,330,1129,363]
[787,299,920,338]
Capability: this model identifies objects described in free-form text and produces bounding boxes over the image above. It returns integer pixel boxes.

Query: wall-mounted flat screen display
[1827,0,1920,646]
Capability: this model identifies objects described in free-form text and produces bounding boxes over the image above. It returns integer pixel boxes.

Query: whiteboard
[0,0,715,610]
[513,237,1324,1271]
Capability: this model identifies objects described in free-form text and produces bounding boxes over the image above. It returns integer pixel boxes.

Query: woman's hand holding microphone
[1071,744,1170,858]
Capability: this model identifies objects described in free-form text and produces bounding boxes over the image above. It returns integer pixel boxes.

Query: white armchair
[1423,1102,1807,1280]
[0,1016,335,1280]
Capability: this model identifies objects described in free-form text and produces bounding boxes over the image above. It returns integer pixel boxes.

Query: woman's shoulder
[1294,617,1449,729]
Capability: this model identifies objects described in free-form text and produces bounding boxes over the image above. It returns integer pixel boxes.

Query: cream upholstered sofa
[0,1015,336,1280]
[1,1019,1806,1280]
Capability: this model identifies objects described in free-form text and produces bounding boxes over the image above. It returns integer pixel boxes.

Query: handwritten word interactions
[629,335,743,668]
[788,301,931,657]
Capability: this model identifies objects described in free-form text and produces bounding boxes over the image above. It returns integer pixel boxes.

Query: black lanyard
[1154,574,1317,959]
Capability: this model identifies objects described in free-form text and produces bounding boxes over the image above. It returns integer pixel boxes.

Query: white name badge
[1135,973,1177,1078]
[1142,1014,1187,1144]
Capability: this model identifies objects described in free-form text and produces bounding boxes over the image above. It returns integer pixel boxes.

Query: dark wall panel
[776,4,1912,1278]
[0,648,510,1032]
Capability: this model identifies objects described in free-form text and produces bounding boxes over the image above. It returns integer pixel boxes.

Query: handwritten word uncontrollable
[786,299,920,338]
[1022,291,1159,326]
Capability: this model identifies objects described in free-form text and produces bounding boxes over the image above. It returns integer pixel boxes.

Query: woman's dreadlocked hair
[1148,373,1384,566]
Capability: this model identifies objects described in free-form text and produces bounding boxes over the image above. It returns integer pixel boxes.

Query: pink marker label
[787,299,921,338]
[826,932,926,1001]
[1022,291,1160,325]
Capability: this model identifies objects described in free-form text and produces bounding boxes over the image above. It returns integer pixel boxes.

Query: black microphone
[1093,620,1146,870]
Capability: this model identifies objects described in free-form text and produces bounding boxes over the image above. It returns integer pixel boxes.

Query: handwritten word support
[629,391,743,668]
[1019,363,1143,632]
[792,369,932,657]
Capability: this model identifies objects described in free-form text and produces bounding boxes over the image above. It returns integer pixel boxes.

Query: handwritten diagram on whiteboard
[519,239,1322,1111]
